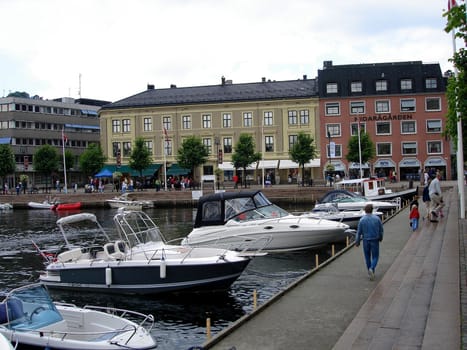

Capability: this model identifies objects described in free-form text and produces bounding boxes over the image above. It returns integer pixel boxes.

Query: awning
[65,123,100,130]
[101,163,162,177]
[399,158,420,167]
[279,159,321,169]
[258,160,278,169]
[0,137,11,144]
[373,158,395,168]
[166,164,190,176]
[424,157,447,167]
[218,162,256,171]
[349,162,370,169]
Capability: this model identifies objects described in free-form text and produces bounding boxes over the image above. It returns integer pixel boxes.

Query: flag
[62,129,68,144]
[448,0,457,11]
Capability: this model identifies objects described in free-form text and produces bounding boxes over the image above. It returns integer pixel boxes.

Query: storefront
[399,158,421,181]
[424,157,448,179]
[348,162,370,179]
[373,158,396,179]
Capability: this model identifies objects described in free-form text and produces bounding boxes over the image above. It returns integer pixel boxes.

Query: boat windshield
[0,284,62,330]
[231,204,290,222]
[224,191,275,221]
[114,210,167,247]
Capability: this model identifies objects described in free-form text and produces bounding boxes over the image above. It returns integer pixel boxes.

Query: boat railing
[82,305,155,331]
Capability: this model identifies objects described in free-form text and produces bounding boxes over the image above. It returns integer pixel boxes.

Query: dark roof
[101,79,318,110]
[317,61,446,97]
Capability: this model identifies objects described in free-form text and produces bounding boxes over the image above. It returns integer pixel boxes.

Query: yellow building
[99,76,321,186]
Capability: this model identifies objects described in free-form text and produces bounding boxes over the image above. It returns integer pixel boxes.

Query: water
[0,206,337,350]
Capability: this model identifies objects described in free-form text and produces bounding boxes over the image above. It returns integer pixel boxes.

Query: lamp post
[215,137,220,190]
[357,122,363,179]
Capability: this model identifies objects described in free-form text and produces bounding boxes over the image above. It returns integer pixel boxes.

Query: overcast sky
[0,0,459,102]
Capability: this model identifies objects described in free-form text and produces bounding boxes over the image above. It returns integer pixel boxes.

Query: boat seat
[57,248,83,263]
[0,298,25,324]
[114,240,128,255]
[104,242,125,260]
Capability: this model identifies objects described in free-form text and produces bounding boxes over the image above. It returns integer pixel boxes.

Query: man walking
[428,172,444,220]
[355,204,384,281]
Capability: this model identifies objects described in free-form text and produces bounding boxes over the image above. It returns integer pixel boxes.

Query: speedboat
[313,189,400,212]
[28,198,58,209]
[300,203,383,229]
[181,190,351,253]
[39,210,254,294]
[51,202,81,211]
[0,283,156,349]
[106,193,144,210]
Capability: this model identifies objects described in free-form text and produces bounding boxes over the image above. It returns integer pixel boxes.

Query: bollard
[315,254,319,268]
[332,244,335,256]
[206,317,211,340]
[253,289,257,310]
[346,236,349,247]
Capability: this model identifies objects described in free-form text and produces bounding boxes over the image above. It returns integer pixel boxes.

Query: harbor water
[0,206,341,350]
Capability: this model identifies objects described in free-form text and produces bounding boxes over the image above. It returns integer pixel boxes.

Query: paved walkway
[203,184,465,350]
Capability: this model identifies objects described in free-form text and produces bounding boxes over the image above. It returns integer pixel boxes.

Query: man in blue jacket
[355,204,384,281]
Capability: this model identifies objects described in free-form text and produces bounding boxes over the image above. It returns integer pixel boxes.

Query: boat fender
[160,256,166,279]
[105,267,112,286]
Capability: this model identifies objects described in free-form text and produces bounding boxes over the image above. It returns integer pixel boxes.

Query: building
[0,95,108,190]
[317,60,451,182]
[99,76,321,186]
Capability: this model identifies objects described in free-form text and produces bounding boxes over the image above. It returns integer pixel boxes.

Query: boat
[334,177,417,202]
[106,193,145,210]
[181,190,352,253]
[51,202,81,211]
[39,210,254,294]
[0,203,13,210]
[313,189,400,212]
[0,283,156,349]
[28,198,58,209]
[300,204,383,229]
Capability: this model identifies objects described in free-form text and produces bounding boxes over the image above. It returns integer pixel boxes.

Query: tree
[79,143,106,178]
[231,133,261,188]
[0,144,16,189]
[176,136,209,176]
[129,137,152,180]
[346,131,375,165]
[63,149,74,172]
[444,3,467,157]
[7,91,29,98]
[33,144,59,190]
[289,132,317,186]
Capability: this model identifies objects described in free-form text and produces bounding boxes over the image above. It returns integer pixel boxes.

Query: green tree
[7,91,29,98]
[176,136,209,176]
[231,133,261,188]
[346,131,375,165]
[289,132,317,186]
[129,137,152,180]
[444,3,467,156]
[63,149,74,172]
[79,143,106,177]
[0,144,16,189]
[33,144,59,191]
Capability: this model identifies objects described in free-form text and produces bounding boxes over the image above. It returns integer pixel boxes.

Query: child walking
[409,204,420,231]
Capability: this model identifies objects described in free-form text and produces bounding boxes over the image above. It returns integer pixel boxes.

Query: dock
[203,183,466,350]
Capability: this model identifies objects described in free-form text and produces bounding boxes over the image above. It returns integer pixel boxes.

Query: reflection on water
[0,206,334,350]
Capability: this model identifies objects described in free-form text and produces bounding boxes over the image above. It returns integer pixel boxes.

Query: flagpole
[62,128,68,194]
[163,128,168,191]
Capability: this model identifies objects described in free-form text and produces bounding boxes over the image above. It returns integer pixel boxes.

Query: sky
[0,0,460,103]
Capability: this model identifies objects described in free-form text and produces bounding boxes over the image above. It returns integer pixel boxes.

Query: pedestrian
[422,179,431,220]
[428,172,444,221]
[233,174,239,189]
[355,203,384,281]
[409,204,420,231]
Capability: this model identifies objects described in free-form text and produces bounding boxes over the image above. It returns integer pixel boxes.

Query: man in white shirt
[428,172,444,219]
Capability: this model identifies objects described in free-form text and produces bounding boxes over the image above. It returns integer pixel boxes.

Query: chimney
[303,74,307,80]
[262,77,266,82]
[323,61,333,69]
[170,84,177,88]
[147,84,155,90]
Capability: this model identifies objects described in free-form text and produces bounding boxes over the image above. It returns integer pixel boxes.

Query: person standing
[428,172,443,220]
[422,178,431,220]
[409,204,420,231]
[355,203,384,281]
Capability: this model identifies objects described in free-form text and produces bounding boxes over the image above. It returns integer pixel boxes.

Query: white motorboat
[300,204,383,229]
[28,199,57,209]
[39,210,254,295]
[0,203,12,210]
[313,189,400,212]
[105,193,146,210]
[0,283,156,349]
[181,190,351,253]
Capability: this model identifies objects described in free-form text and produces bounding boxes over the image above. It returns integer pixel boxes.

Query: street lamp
[215,137,220,190]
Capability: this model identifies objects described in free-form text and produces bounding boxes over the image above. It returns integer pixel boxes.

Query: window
[327,144,342,158]
[351,81,362,93]
[351,122,366,136]
[243,112,253,127]
[375,100,390,113]
[182,115,191,129]
[164,139,172,156]
[122,141,131,156]
[112,120,121,133]
[122,119,131,133]
[112,142,120,157]
[144,140,153,154]
[325,102,340,116]
[203,138,212,154]
[426,97,441,111]
[326,82,338,93]
[223,113,232,128]
[375,80,388,91]
[401,121,416,134]
[376,122,391,135]
[350,101,365,114]
[400,99,415,112]
[223,137,233,153]
[402,142,417,155]
[300,110,309,124]
[425,78,438,89]
[162,116,171,131]
[400,79,413,90]
[265,136,274,152]
[326,123,341,137]
[377,143,392,156]
[264,111,273,126]
[288,134,298,149]
[202,114,211,128]
[427,141,442,154]
[143,117,152,132]
[288,110,298,125]
[427,120,442,133]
